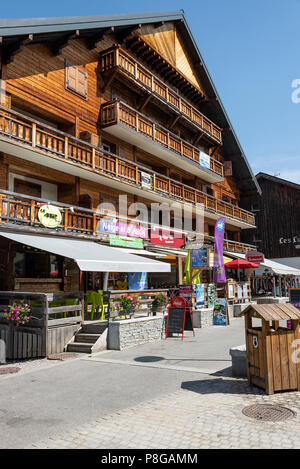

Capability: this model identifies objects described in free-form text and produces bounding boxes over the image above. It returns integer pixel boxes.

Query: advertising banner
[109,235,144,249]
[128,272,148,290]
[195,284,205,308]
[150,227,184,247]
[213,298,228,326]
[199,151,211,169]
[213,217,226,283]
[100,220,147,239]
[192,248,209,268]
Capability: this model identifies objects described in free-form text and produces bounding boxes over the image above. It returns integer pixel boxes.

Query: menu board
[165,296,194,338]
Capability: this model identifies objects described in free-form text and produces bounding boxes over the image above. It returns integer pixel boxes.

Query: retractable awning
[0,231,171,273]
[226,251,300,276]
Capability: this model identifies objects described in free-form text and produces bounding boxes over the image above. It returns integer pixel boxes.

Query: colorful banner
[213,298,228,326]
[195,284,205,308]
[213,217,226,283]
[128,272,148,290]
[199,151,210,169]
[150,227,184,248]
[192,248,209,268]
[100,220,147,239]
[109,235,144,248]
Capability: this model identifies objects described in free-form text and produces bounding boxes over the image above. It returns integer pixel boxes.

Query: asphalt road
[0,318,245,448]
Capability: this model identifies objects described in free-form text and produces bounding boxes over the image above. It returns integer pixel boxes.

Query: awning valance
[0,231,171,273]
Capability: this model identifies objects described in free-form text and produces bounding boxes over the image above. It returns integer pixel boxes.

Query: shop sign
[246,250,264,264]
[109,234,144,249]
[38,204,62,229]
[192,248,209,268]
[213,298,228,326]
[195,284,205,307]
[199,151,210,169]
[141,172,152,189]
[100,220,147,239]
[150,227,184,247]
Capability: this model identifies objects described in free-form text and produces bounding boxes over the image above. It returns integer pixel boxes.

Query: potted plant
[119,295,140,319]
[4,303,31,327]
[152,293,168,316]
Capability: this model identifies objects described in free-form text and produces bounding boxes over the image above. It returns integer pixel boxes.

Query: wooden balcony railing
[101,100,224,178]
[0,106,255,226]
[0,190,256,254]
[99,46,222,145]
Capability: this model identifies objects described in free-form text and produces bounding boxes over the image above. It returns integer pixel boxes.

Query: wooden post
[92,148,96,169]
[64,136,68,159]
[178,256,183,284]
[32,123,36,147]
[30,200,35,225]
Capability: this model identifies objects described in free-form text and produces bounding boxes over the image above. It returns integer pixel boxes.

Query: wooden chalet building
[0,10,260,295]
[242,172,300,269]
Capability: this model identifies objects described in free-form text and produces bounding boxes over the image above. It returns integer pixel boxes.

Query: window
[65,61,88,99]
[14,246,63,279]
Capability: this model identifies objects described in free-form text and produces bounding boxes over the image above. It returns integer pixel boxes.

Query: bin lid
[239,303,300,321]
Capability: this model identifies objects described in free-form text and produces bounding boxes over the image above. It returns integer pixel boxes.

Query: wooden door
[247,328,265,388]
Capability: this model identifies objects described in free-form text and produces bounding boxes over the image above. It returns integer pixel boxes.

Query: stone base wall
[108,315,166,351]
[192,309,213,328]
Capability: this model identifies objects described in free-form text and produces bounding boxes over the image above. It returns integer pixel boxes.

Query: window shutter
[77,68,88,98]
[66,61,88,98]
[224,160,233,176]
[66,61,77,93]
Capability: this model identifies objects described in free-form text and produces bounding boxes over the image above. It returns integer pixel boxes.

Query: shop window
[65,61,88,99]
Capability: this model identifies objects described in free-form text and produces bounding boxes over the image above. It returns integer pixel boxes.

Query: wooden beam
[139,94,152,112]
[115,24,141,43]
[154,21,165,29]
[49,30,80,56]
[2,34,33,64]
[168,114,181,130]
[86,27,114,50]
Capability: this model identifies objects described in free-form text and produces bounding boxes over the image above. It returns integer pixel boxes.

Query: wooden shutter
[65,61,88,98]
[224,160,233,176]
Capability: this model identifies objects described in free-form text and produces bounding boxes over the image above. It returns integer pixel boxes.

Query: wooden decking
[99,46,222,144]
[0,106,255,226]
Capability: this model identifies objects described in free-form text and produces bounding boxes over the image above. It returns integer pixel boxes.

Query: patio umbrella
[224,259,259,269]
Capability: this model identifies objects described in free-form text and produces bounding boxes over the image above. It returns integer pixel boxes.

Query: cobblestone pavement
[28,376,300,449]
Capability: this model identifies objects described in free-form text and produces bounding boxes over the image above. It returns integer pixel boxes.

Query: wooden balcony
[99,46,222,145]
[0,190,256,254]
[101,100,224,183]
[0,106,255,228]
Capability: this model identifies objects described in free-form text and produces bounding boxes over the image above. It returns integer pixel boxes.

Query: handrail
[0,191,256,252]
[101,99,224,178]
[0,106,255,226]
[99,46,222,144]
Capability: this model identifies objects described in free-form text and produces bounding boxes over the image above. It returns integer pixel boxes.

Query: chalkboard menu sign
[165,296,195,340]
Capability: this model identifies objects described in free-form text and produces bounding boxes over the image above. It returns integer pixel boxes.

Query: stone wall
[192,308,213,328]
[108,315,166,350]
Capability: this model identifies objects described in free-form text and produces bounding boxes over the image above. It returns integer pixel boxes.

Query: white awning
[0,231,171,273]
[226,251,300,276]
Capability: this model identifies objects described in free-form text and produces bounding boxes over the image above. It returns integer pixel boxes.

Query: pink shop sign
[99,220,148,239]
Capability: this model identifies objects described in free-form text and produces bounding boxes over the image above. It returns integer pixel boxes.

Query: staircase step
[67,342,93,353]
[75,333,100,344]
[82,321,108,334]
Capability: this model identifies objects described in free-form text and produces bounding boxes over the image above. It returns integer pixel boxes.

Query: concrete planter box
[192,308,213,328]
[108,315,166,350]
[230,345,247,377]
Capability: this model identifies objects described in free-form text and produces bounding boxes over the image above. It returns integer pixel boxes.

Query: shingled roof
[0,10,261,197]
[240,303,300,321]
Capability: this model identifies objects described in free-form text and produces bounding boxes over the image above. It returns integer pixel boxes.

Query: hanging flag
[213,217,226,283]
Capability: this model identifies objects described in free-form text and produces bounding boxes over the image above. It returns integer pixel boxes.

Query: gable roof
[256,172,300,192]
[0,10,260,196]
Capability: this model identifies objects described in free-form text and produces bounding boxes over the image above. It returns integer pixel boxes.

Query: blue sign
[128,272,148,290]
[213,298,228,326]
[192,248,208,268]
[195,284,205,307]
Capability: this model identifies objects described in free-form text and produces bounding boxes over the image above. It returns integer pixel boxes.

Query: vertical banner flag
[213,217,226,283]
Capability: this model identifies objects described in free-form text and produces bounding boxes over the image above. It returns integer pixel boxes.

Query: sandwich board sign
[165,296,195,340]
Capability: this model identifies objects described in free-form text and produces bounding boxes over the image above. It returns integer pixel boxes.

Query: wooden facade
[242,173,300,259]
[0,11,259,293]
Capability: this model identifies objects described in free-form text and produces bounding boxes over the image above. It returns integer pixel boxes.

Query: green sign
[109,235,144,249]
[38,204,62,228]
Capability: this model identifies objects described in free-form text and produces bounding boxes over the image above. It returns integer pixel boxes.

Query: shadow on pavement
[134,355,231,363]
[181,378,263,396]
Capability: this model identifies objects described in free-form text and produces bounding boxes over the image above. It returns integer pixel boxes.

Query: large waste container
[240,304,300,394]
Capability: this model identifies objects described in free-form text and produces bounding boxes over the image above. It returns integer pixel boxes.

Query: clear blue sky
[2,0,300,182]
